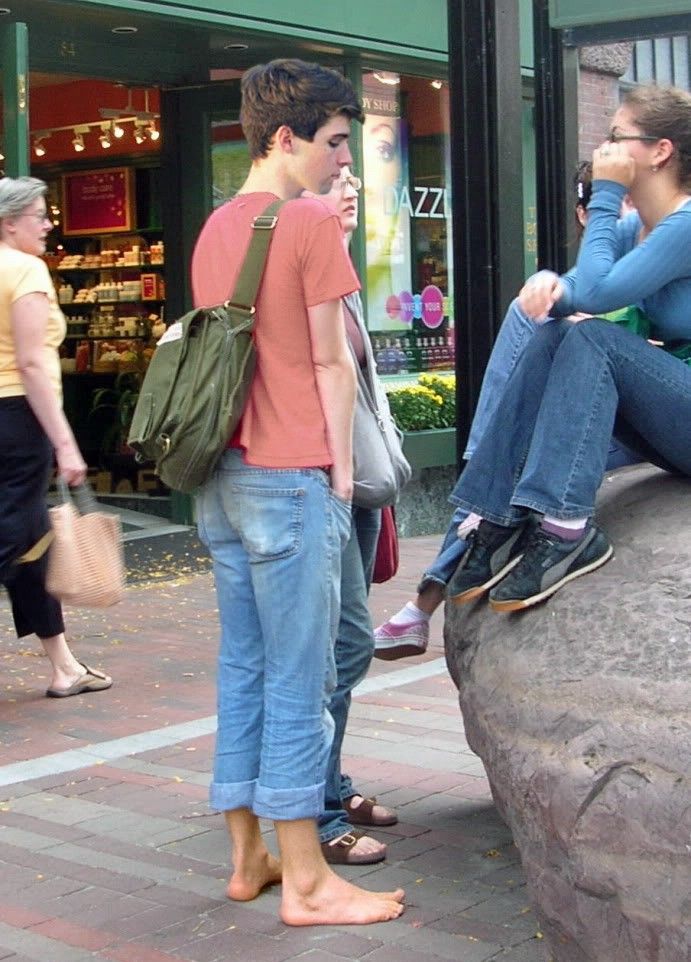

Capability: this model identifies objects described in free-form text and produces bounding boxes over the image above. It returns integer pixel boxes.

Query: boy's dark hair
[240,58,364,159]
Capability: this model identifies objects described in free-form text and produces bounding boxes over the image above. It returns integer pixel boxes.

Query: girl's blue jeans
[453,318,691,524]
[319,505,381,843]
[420,301,649,590]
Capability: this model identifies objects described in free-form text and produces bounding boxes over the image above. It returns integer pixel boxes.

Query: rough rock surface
[444,465,691,962]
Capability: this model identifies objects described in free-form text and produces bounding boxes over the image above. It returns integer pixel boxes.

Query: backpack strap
[227,198,285,312]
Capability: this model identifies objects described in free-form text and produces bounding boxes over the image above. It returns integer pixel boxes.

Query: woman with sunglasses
[304,168,400,865]
[0,176,111,697]
[444,83,691,611]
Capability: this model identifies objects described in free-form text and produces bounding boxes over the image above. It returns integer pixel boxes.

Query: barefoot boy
[191,58,405,926]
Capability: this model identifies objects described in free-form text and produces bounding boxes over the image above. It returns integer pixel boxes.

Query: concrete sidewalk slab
[0,535,548,961]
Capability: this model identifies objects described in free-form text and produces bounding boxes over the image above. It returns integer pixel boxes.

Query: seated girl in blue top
[446,83,691,611]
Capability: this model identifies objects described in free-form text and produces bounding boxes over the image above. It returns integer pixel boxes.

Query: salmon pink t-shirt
[191,192,359,468]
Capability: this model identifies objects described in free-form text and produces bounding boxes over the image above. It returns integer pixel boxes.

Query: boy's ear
[274,125,294,153]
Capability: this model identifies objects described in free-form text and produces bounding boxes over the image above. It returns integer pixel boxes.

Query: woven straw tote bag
[46,480,125,608]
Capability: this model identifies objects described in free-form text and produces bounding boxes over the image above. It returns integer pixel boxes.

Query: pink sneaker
[373,618,429,660]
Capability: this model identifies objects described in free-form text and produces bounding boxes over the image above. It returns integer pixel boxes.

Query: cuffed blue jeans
[197,449,351,822]
[453,318,691,524]
[319,505,381,843]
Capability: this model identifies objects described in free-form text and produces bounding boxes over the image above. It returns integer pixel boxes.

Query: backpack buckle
[224,301,256,315]
[252,215,278,230]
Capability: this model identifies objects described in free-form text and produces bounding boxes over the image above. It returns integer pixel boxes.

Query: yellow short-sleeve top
[0,247,65,400]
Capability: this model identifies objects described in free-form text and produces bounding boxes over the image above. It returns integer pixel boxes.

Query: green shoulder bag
[128,199,283,493]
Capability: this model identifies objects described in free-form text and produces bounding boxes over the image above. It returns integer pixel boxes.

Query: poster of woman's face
[361,73,412,332]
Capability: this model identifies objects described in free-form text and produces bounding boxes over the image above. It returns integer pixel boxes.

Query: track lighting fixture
[33,132,50,157]
[133,120,147,145]
[29,88,162,155]
[72,129,86,152]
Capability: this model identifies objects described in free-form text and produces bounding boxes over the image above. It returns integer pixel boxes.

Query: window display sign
[362,73,412,334]
[62,167,134,236]
[362,71,454,375]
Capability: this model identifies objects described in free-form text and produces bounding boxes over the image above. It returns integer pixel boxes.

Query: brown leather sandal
[343,794,398,827]
[46,662,113,698]
[320,830,387,865]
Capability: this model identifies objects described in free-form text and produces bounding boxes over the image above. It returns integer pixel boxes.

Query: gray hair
[0,176,48,219]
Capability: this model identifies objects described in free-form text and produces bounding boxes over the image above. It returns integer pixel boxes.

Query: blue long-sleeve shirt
[554,180,691,343]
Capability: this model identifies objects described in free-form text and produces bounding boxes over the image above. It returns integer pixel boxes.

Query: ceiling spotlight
[133,120,147,145]
[223,41,249,51]
[111,119,125,139]
[430,79,443,90]
[72,124,89,154]
[147,120,160,142]
[34,133,50,157]
[112,25,138,34]
[372,71,400,86]
[99,123,112,149]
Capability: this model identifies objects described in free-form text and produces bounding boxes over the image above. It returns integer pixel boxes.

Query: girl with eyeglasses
[444,83,691,611]
[376,83,691,652]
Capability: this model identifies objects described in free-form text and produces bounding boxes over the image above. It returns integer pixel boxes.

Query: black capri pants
[0,396,64,638]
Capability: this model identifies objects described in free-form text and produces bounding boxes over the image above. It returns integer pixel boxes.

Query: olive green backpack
[128,199,283,493]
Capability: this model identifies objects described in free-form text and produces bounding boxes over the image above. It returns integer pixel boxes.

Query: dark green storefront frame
[0,0,539,528]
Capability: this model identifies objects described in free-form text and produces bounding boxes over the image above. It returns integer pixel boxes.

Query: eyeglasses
[338,174,362,193]
[607,133,659,144]
[20,212,52,224]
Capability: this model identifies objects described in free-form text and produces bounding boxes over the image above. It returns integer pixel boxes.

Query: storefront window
[361,70,453,377]
[210,119,250,207]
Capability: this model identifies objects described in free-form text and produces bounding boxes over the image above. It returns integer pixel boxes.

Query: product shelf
[53,263,165,273]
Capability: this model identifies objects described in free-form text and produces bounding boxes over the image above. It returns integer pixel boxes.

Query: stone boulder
[444,465,691,962]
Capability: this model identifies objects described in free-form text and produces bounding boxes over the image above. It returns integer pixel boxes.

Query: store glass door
[160,82,244,321]
[160,82,245,523]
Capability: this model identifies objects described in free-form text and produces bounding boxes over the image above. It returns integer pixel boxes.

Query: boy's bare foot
[280,868,405,926]
[227,850,282,901]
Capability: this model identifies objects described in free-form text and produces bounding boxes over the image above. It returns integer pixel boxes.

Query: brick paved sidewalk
[0,534,548,962]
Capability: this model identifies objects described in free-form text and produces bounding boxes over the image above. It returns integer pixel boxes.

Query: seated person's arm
[574,180,691,313]
[518,268,576,321]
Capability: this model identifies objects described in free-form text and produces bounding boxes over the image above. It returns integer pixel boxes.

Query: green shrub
[386,374,456,432]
